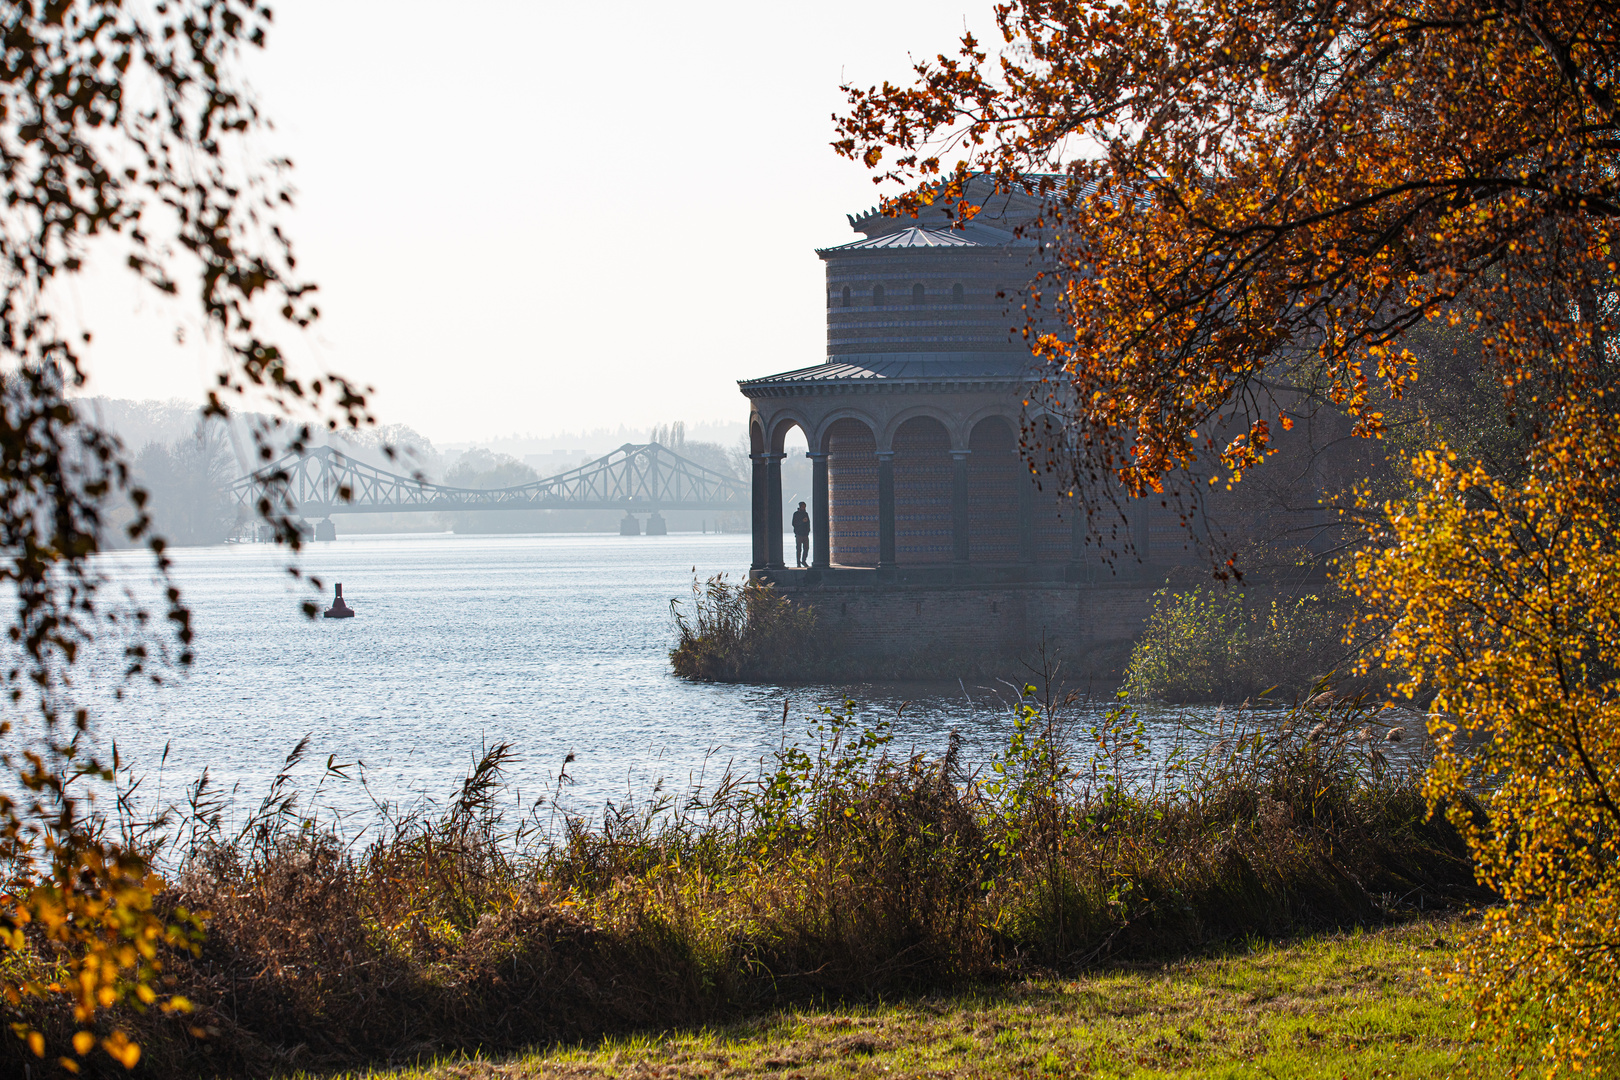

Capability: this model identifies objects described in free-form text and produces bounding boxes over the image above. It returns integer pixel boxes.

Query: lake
[80,531,1411,833]
[83,532,1087,829]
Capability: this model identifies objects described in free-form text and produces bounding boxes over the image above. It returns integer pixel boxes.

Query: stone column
[809,451,830,568]
[766,452,786,569]
[750,453,767,570]
[1017,455,1036,564]
[877,450,897,569]
[951,451,970,564]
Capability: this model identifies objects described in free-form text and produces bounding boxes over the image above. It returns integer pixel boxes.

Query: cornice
[738,376,1028,400]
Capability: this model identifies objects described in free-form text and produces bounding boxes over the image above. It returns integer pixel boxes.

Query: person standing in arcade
[791,501,811,567]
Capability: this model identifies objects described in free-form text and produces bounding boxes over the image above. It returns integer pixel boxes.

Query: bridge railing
[228,442,748,516]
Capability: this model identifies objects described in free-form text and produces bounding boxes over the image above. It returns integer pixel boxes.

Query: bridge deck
[229,442,748,517]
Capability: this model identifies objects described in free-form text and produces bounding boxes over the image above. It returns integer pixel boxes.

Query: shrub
[1123,585,1348,703]
[2,687,1481,1076]
[669,574,827,681]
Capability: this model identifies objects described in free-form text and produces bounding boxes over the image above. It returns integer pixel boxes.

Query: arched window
[872,284,885,306]
[952,282,965,304]
[912,283,925,304]
[841,285,851,307]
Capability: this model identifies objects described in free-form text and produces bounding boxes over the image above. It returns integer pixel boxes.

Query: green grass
[346,917,1504,1079]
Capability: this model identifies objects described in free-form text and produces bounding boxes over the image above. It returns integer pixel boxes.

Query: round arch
[810,408,882,454]
[881,404,966,453]
[768,411,814,454]
[960,404,1023,445]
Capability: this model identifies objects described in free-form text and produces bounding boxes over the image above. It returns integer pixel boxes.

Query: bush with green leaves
[1123,586,1348,703]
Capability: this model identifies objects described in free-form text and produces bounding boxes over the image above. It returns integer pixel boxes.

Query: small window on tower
[952,282,965,304]
[912,283,925,304]
[873,284,885,306]
[841,285,851,307]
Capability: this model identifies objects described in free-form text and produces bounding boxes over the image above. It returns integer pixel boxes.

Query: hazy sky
[65,1,997,445]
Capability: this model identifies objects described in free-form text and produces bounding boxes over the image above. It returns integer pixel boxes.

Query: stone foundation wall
[769,576,1163,680]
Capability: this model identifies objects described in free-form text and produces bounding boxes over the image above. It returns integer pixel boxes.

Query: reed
[669,573,832,681]
[1,686,1482,1077]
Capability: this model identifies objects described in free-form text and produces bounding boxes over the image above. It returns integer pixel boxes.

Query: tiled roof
[818,227,984,252]
[740,356,1032,387]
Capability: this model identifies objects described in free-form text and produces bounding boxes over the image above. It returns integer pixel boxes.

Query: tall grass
[2,686,1480,1077]
[669,573,831,681]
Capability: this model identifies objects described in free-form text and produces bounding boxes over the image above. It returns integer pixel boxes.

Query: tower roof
[738,355,1031,395]
[817,225,998,253]
[844,173,1082,241]
[740,173,1083,393]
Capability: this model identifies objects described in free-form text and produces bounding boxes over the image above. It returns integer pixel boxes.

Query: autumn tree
[0,0,366,1069]
[837,0,1620,1068]
[834,0,1620,530]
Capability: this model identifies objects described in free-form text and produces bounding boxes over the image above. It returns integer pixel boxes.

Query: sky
[65,0,1000,446]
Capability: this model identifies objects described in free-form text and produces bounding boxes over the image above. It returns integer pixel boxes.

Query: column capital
[805,450,828,460]
[951,449,972,460]
[765,452,788,462]
[875,450,896,461]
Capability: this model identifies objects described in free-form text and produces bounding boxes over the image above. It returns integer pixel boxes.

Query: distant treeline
[129,424,238,546]
[77,400,747,545]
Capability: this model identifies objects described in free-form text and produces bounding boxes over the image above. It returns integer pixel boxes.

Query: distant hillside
[73,397,444,479]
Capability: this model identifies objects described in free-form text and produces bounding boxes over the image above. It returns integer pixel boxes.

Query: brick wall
[776,579,1161,679]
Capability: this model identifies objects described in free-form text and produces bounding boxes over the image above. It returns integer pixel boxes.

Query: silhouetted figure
[324,583,355,619]
[791,501,811,567]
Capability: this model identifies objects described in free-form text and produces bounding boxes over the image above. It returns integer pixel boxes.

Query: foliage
[837,6,1620,1070]
[131,423,238,547]
[1382,313,1533,489]
[25,690,1478,1074]
[1349,412,1620,1074]
[444,449,538,490]
[436,449,540,533]
[1123,586,1349,703]
[832,0,1620,552]
[0,0,368,1070]
[669,574,828,682]
[649,420,737,478]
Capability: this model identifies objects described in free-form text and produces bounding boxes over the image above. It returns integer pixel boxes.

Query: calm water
[82,531,1418,831]
[85,532,1089,827]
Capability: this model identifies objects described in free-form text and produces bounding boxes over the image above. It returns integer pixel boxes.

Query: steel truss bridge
[227,442,748,519]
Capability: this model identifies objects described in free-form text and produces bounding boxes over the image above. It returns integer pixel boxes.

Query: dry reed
[1,682,1482,1077]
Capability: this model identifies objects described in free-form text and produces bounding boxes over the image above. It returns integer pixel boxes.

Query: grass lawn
[333,917,1507,1079]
